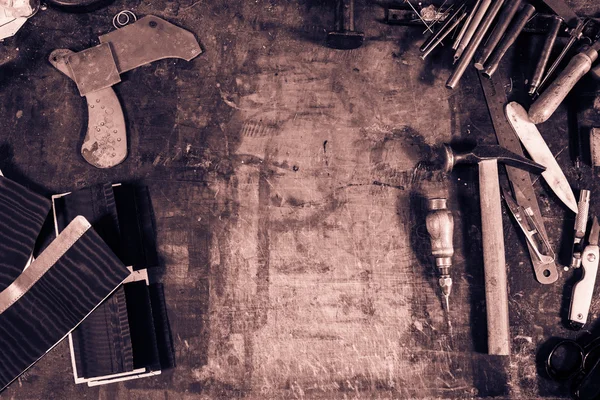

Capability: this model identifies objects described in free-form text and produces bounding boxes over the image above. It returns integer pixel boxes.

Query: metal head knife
[505,101,578,213]
[569,217,600,330]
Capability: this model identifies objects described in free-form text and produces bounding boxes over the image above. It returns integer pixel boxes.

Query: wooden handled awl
[529,41,600,124]
[425,198,454,312]
[444,144,546,355]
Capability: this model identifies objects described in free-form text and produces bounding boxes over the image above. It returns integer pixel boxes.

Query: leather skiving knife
[479,74,558,284]
[49,15,202,169]
[505,101,578,213]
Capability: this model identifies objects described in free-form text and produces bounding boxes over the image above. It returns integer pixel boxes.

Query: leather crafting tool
[571,190,591,269]
[479,74,558,284]
[569,217,600,330]
[49,15,202,169]
[473,0,522,70]
[505,101,578,213]
[529,39,600,124]
[444,143,545,355]
[425,198,454,318]
[502,187,555,265]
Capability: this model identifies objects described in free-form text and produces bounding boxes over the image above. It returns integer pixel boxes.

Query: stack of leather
[52,183,175,385]
[0,174,130,392]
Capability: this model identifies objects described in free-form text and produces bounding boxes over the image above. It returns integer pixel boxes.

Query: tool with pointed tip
[569,217,600,330]
[505,101,578,213]
[445,143,545,355]
[571,190,591,269]
[425,198,454,318]
[502,187,555,265]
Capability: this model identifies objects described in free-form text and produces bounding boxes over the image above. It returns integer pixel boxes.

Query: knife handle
[569,245,599,330]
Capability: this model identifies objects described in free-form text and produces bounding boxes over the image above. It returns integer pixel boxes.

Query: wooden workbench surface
[1,0,599,398]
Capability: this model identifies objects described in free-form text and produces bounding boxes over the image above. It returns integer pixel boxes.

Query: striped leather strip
[0,216,90,313]
[0,177,51,291]
[0,216,129,391]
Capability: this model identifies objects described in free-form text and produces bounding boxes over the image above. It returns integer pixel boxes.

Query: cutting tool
[569,217,600,330]
[502,187,555,265]
[505,101,578,213]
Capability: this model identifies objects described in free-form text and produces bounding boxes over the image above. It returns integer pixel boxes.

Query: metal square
[67,43,121,96]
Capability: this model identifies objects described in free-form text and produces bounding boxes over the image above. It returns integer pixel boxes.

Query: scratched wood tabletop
[1,0,600,398]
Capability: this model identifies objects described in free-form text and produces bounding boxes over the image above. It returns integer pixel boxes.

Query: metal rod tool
[421,11,468,59]
[454,0,492,61]
[482,3,536,78]
[447,0,506,89]
[474,0,522,70]
[420,2,467,53]
[528,15,562,96]
[453,0,480,50]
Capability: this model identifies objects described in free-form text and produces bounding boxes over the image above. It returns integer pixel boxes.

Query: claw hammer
[444,144,545,355]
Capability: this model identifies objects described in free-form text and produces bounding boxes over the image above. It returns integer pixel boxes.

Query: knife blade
[505,101,578,213]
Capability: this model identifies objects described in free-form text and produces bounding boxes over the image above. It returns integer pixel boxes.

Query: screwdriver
[425,198,454,317]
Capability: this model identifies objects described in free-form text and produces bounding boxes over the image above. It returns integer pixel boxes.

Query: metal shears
[546,336,600,399]
[569,217,600,330]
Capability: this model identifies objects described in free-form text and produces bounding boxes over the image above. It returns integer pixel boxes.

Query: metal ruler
[478,73,559,284]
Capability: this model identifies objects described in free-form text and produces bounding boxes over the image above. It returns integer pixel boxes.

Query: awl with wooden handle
[529,41,600,124]
[425,198,454,314]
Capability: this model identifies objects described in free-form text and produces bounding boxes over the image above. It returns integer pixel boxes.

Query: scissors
[569,217,600,330]
[547,337,600,399]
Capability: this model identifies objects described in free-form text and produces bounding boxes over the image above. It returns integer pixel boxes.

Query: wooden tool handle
[529,49,597,124]
[479,159,510,356]
[426,199,454,265]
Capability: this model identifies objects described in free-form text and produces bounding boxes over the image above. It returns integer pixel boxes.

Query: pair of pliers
[569,217,600,330]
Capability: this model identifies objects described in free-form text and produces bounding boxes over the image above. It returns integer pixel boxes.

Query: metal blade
[505,101,578,213]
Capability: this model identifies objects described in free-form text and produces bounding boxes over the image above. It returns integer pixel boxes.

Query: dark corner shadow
[0,143,52,196]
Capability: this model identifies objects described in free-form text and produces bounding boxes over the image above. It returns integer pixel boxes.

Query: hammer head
[444,144,546,174]
[326,31,364,50]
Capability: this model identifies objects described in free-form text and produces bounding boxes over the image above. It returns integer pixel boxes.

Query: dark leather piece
[124,281,161,371]
[113,184,159,270]
[0,177,51,291]
[149,283,176,370]
[71,286,134,378]
[0,226,129,391]
[54,183,134,378]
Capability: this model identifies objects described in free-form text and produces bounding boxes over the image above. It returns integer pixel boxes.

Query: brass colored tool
[425,198,454,314]
[571,190,591,269]
[502,187,555,265]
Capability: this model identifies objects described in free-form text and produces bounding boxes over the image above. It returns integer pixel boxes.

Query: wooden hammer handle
[479,159,511,356]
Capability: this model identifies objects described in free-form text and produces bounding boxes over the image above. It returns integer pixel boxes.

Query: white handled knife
[505,101,578,213]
